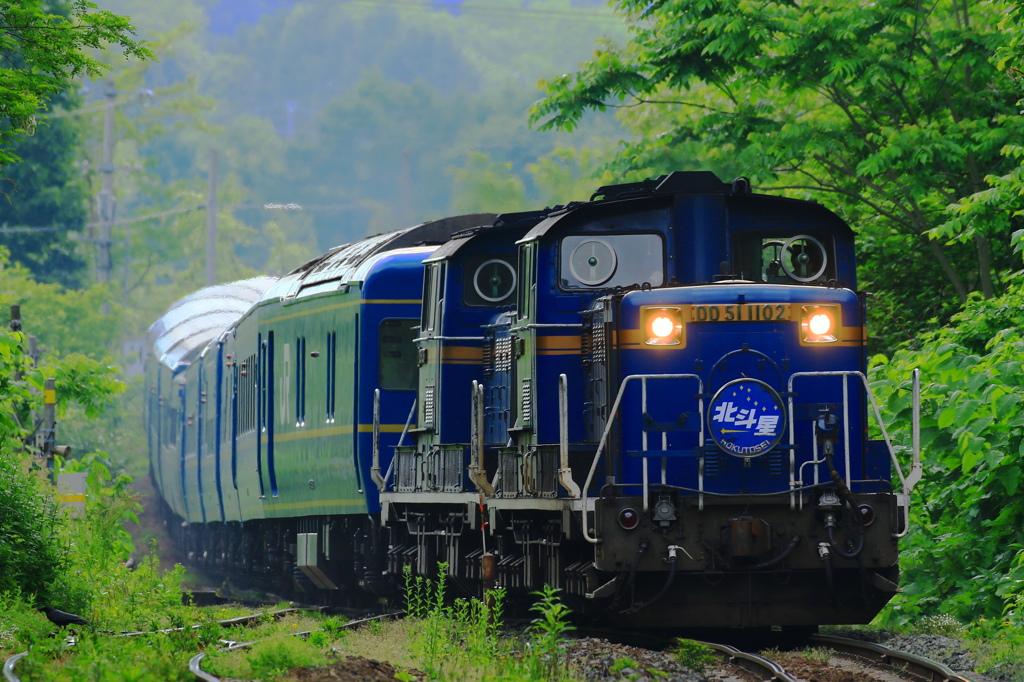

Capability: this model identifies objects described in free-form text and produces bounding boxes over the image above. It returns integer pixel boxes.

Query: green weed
[609,656,638,673]
[916,614,966,637]
[671,639,716,673]
[802,647,833,663]
[400,566,575,681]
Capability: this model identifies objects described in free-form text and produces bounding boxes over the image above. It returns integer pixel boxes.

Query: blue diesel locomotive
[146,171,921,629]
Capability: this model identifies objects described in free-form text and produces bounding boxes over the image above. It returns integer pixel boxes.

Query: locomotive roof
[423,211,550,263]
[148,277,278,371]
[266,213,496,300]
[517,172,852,244]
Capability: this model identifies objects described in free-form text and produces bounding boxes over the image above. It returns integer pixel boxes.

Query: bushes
[402,566,576,681]
[0,456,66,605]
[871,283,1024,626]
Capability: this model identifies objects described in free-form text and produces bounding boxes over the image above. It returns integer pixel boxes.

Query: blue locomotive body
[147,173,919,629]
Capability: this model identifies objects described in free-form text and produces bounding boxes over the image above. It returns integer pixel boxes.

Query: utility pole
[97,81,117,314]
[206,149,218,286]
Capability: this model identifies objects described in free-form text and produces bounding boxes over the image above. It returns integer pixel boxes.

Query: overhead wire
[0,201,357,234]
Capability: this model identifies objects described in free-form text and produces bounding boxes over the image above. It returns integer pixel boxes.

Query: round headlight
[618,507,640,530]
[857,503,876,526]
[651,315,676,338]
[800,305,839,343]
[644,307,683,346]
[808,312,833,336]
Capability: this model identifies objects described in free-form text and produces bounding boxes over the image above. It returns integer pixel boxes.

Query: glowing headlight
[651,315,676,338]
[808,313,832,336]
[644,307,683,345]
[801,305,838,343]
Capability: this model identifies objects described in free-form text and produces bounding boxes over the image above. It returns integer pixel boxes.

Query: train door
[214,343,226,522]
[178,384,189,519]
[259,332,278,498]
[418,264,445,437]
[197,363,207,523]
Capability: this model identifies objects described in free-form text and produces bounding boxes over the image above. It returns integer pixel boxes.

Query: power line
[0,200,359,234]
[0,225,72,234]
[85,204,203,229]
[47,90,154,118]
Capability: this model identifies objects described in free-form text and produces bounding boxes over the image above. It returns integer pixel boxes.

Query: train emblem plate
[708,378,787,457]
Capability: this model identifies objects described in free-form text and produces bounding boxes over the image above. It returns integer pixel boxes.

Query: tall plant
[872,283,1024,624]
[0,323,124,608]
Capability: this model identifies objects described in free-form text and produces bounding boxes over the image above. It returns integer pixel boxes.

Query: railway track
[2,606,400,682]
[807,634,980,682]
[188,612,402,682]
[696,634,984,682]
[4,617,988,682]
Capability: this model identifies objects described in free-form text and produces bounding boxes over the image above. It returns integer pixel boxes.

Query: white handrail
[580,373,703,543]
[557,374,581,498]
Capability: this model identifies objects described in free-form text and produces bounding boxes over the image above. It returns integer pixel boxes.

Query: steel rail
[810,634,980,682]
[3,607,305,682]
[2,653,27,682]
[190,611,404,682]
[696,640,801,681]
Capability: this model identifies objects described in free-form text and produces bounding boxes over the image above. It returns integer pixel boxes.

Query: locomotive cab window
[464,255,516,307]
[735,232,835,284]
[379,318,418,390]
[421,264,445,332]
[559,234,664,290]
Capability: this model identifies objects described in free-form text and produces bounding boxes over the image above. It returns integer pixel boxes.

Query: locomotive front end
[572,213,918,629]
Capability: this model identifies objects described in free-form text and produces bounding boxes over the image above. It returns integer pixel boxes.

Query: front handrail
[581,369,921,543]
[377,399,416,492]
[787,370,921,538]
[581,373,703,543]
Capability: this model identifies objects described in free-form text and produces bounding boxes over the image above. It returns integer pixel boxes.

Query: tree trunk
[928,238,968,303]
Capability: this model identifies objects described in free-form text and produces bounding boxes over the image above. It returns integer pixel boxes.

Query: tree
[935,1,1024,265]
[0,85,90,289]
[871,282,1024,624]
[0,0,152,167]
[0,320,123,606]
[531,0,1024,349]
[0,247,120,358]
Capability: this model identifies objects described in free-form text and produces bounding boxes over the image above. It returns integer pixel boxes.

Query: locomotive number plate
[691,303,792,322]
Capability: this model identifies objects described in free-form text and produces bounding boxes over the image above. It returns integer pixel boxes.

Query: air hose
[818,410,866,559]
[622,545,680,614]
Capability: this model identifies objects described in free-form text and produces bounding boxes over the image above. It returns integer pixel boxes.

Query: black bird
[40,606,88,627]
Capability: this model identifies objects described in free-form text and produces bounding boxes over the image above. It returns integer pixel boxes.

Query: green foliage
[0,85,89,289]
[21,628,200,681]
[243,637,327,679]
[204,615,336,681]
[609,656,638,674]
[320,615,343,638]
[0,0,152,167]
[56,454,138,578]
[402,566,575,681]
[872,282,1024,626]
[0,324,124,610]
[531,0,1024,353]
[523,584,575,681]
[451,152,529,215]
[670,639,716,674]
[916,614,967,638]
[802,648,833,663]
[0,250,124,359]
[0,456,66,605]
